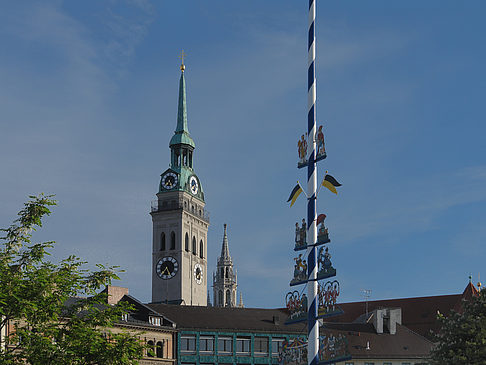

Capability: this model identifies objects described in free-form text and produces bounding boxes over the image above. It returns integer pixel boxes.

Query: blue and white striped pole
[306,1,318,365]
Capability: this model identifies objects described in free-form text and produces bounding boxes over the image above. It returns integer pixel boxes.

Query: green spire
[176,71,188,133]
[170,69,195,148]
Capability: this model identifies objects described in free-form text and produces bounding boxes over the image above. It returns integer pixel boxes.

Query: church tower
[150,61,209,306]
[213,224,240,307]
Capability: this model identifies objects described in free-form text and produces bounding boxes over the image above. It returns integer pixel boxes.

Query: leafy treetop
[430,287,486,365]
[0,194,145,365]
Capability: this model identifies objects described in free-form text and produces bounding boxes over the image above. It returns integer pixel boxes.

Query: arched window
[156,341,164,358]
[218,290,223,306]
[185,233,189,252]
[170,231,176,250]
[160,233,166,251]
[192,237,197,255]
[226,290,231,306]
[199,240,204,258]
[226,267,229,278]
[220,267,224,279]
[147,340,154,357]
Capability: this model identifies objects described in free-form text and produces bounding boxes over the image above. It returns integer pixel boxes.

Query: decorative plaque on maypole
[280,2,351,365]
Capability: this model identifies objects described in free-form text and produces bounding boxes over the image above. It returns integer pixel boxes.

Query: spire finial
[179,50,186,72]
[169,54,195,148]
[220,223,231,259]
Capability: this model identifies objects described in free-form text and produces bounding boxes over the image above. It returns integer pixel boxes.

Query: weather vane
[179,49,187,72]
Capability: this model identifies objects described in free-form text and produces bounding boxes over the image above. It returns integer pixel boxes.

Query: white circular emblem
[194,263,203,284]
[189,176,199,195]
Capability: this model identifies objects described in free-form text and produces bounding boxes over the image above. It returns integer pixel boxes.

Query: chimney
[371,308,402,334]
[105,286,129,305]
[371,308,385,334]
[388,308,402,335]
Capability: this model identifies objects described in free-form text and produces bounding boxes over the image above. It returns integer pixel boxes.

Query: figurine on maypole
[297,125,327,168]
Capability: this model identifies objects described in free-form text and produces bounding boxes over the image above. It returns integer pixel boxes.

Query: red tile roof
[329,283,478,339]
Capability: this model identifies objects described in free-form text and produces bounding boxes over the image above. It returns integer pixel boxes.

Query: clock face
[189,176,199,195]
[161,172,178,190]
[194,263,203,284]
[156,256,179,280]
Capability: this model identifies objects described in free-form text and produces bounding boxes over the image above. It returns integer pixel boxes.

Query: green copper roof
[170,71,195,148]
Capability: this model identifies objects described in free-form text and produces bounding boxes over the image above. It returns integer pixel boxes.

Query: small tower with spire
[213,224,240,307]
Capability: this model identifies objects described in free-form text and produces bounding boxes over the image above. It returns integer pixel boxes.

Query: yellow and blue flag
[287,183,303,207]
[321,174,342,195]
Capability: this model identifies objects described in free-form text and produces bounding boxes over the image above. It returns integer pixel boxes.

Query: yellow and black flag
[321,174,342,195]
[287,183,304,207]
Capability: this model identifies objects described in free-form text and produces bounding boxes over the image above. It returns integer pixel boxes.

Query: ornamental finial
[179,50,186,72]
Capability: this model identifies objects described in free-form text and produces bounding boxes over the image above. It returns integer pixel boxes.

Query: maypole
[281,2,351,365]
[306,1,318,365]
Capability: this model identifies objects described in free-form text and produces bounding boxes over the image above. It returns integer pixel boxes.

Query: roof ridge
[340,293,462,304]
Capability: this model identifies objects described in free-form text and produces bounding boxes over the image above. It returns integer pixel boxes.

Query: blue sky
[1,0,486,308]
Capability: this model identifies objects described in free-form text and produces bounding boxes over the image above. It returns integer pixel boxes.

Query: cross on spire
[179,50,187,72]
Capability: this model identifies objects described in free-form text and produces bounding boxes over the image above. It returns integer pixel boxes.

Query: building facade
[147,303,305,365]
[118,298,176,364]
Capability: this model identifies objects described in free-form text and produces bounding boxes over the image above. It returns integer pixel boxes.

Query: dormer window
[149,316,161,326]
[121,313,128,321]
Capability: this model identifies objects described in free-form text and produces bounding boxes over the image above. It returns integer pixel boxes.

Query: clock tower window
[192,237,197,255]
[173,150,181,167]
[170,231,176,250]
[185,233,189,252]
[183,149,187,166]
[199,240,204,258]
[160,233,166,251]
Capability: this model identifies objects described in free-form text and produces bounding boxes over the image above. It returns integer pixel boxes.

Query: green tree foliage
[0,195,145,364]
[430,289,486,364]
